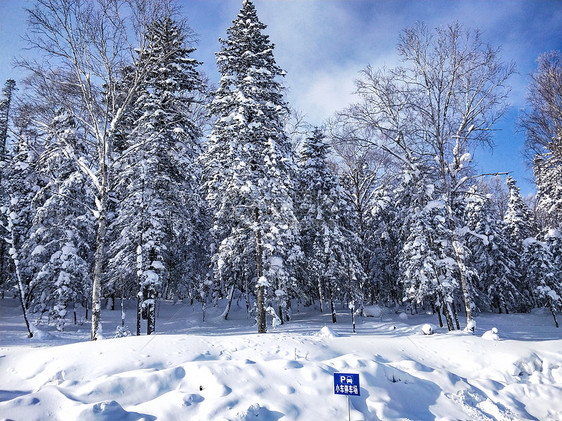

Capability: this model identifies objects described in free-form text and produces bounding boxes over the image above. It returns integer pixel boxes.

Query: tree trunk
[317,274,325,313]
[452,239,474,331]
[551,305,559,328]
[0,81,15,317]
[136,294,142,336]
[435,303,444,328]
[329,282,337,323]
[350,304,356,333]
[245,277,251,316]
[220,284,235,320]
[452,300,461,330]
[278,304,284,325]
[147,300,155,335]
[443,302,455,331]
[284,298,291,322]
[257,285,266,333]
[11,239,33,338]
[91,195,107,341]
[255,209,266,334]
[120,296,125,328]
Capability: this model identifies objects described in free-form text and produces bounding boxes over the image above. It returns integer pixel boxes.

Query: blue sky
[1,0,561,195]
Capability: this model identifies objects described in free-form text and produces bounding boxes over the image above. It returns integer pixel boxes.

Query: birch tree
[21,0,175,340]
[336,22,514,330]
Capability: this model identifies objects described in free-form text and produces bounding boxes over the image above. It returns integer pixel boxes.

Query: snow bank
[1,299,561,420]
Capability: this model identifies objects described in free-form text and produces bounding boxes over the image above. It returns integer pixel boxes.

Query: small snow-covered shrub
[114,325,131,338]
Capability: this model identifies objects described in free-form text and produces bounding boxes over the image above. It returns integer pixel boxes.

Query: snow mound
[482,327,500,341]
[512,353,543,378]
[421,323,435,335]
[80,400,155,421]
[398,312,408,320]
[317,325,338,338]
[237,403,284,421]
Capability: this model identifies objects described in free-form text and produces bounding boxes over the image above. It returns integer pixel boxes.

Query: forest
[0,0,561,340]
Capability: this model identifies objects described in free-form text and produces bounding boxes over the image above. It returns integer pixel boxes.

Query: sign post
[333,373,360,421]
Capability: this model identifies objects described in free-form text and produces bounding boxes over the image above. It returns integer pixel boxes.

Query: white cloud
[287,66,360,125]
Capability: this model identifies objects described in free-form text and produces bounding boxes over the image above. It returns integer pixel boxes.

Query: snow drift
[1,299,561,420]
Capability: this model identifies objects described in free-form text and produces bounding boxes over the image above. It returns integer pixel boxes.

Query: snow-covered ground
[1,297,561,421]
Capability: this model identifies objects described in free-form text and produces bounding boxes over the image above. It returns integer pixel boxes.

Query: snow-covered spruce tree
[0,80,16,187]
[521,237,561,327]
[464,186,523,313]
[392,161,468,331]
[296,128,364,323]
[200,0,300,332]
[397,165,452,326]
[0,79,17,292]
[102,65,144,312]
[108,17,206,335]
[504,176,537,244]
[534,153,562,229]
[369,186,402,305]
[504,175,537,283]
[23,110,94,331]
[544,229,562,319]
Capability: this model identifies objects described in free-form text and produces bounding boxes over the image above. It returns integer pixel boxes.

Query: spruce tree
[0,80,17,293]
[200,0,300,332]
[395,164,460,330]
[504,175,537,285]
[296,128,363,323]
[464,187,523,313]
[522,237,561,327]
[23,110,94,330]
[504,176,537,243]
[109,17,206,335]
[534,153,562,229]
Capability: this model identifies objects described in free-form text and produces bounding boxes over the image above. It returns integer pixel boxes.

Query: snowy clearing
[1,298,561,421]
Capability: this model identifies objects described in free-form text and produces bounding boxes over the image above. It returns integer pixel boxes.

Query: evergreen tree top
[216,0,285,84]
[299,128,331,168]
[504,175,536,240]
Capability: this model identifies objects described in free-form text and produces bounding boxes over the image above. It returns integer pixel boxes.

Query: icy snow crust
[1,299,561,420]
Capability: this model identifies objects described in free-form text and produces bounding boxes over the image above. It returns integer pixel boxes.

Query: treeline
[0,0,560,338]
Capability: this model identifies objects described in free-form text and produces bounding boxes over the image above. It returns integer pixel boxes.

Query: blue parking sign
[334,373,360,396]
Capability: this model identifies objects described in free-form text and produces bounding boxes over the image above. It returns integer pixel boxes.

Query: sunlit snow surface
[1,299,561,420]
